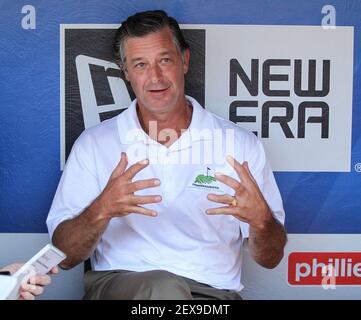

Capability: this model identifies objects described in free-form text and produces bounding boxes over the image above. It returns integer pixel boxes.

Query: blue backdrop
[0,0,360,233]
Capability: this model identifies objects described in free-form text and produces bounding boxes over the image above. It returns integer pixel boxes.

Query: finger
[206,206,239,215]
[214,172,242,191]
[122,205,158,217]
[129,195,162,205]
[49,266,59,274]
[19,291,35,300]
[243,161,258,185]
[207,193,234,205]
[128,178,161,193]
[27,285,44,296]
[0,262,23,274]
[110,152,128,179]
[21,282,44,296]
[226,155,242,178]
[33,274,52,286]
[226,155,251,185]
[123,159,149,181]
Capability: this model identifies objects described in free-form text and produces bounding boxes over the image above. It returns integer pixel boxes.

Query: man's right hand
[95,152,161,219]
[52,152,161,269]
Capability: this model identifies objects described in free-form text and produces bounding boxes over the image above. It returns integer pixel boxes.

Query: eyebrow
[127,50,176,64]
[128,57,144,64]
[158,50,174,56]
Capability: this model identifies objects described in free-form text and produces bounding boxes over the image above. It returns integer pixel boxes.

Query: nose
[149,63,162,83]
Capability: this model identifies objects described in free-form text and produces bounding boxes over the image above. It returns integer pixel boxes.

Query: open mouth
[148,87,169,93]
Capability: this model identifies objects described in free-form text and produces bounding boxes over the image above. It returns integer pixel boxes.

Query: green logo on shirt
[192,167,220,190]
[194,174,216,184]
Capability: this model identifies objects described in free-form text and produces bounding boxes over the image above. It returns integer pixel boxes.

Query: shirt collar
[117,95,214,146]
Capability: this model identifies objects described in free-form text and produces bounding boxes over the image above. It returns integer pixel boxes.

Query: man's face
[123,27,190,114]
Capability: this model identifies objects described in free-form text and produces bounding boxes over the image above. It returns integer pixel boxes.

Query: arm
[52,153,161,269]
[248,208,287,268]
[207,155,287,269]
[52,201,110,270]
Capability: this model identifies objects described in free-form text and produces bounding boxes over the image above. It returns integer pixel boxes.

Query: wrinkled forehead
[122,27,181,62]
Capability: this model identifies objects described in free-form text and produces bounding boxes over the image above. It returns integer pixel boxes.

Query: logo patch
[191,167,221,191]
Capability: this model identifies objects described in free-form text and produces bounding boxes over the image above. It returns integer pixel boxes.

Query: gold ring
[230,197,238,206]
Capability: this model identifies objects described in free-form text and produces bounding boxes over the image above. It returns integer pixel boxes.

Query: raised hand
[206,155,272,231]
[96,152,162,219]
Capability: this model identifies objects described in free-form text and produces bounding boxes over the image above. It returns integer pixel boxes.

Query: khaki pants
[84,269,242,300]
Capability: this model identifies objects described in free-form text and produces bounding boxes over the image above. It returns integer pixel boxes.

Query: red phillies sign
[288,252,361,285]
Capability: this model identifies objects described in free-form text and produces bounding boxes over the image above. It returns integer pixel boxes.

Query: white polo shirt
[47,96,285,292]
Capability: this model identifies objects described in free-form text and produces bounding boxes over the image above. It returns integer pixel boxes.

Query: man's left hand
[206,155,273,231]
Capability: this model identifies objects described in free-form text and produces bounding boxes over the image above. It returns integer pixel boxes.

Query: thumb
[110,152,128,179]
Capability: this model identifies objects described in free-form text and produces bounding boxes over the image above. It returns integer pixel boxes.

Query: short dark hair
[113,10,190,67]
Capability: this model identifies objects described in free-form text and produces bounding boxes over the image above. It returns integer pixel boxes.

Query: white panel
[205,25,353,172]
[241,234,361,299]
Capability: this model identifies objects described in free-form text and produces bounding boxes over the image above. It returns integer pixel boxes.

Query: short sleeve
[46,134,101,239]
[239,135,285,239]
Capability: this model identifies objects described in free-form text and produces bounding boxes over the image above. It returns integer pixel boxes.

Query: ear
[182,48,190,74]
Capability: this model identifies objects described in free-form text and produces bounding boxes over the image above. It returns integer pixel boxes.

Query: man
[47,10,287,300]
[0,264,58,300]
